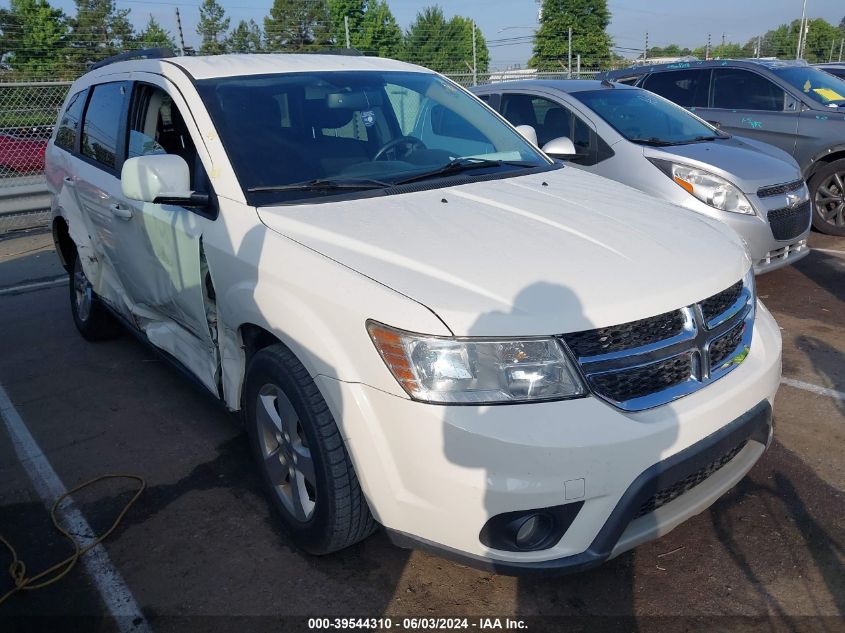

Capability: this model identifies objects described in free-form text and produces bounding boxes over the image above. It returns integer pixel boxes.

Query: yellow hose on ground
[0,474,145,606]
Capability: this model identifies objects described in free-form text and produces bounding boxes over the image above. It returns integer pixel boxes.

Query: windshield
[773,66,845,106]
[196,71,551,203]
[573,88,723,145]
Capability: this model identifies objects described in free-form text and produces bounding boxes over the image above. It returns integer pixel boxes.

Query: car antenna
[601,78,615,88]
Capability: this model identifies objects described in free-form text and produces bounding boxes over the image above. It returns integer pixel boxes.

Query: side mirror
[542,136,577,159]
[121,155,208,207]
[515,124,538,146]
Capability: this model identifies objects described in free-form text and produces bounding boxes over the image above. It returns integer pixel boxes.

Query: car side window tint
[55,89,87,152]
[127,84,199,186]
[81,82,126,170]
[711,68,785,111]
[642,69,709,108]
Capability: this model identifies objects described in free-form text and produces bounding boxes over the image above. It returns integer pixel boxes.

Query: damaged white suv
[46,51,782,574]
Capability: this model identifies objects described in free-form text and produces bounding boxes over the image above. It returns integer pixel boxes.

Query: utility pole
[471,21,477,86]
[568,26,572,79]
[831,40,836,62]
[796,0,807,60]
[705,33,711,60]
[344,15,351,49]
[756,35,761,58]
[175,8,186,55]
[720,32,725,56]
[839,38,844,62]
[576,53,581,77]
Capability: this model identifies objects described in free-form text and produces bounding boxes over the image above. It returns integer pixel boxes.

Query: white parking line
[812,247,845,258]
[0,383,151,633]
[781,377,845,402]
[0,276,68,296]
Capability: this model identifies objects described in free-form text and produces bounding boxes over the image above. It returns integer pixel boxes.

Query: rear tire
[809,159,845,236]
[70,254,121,341]
[244,343,376,554]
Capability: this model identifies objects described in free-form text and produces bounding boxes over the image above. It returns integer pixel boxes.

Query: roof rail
[88,47,175,72]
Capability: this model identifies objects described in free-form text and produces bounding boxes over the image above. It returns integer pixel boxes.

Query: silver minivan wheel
[810,159,845,236]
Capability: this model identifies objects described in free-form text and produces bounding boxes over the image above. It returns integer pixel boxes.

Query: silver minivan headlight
[649,158,755,215]
[367,321,587,404]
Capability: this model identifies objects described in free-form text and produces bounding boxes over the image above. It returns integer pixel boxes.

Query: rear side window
[55,89,87,152]
[711,69,785,111]
[81,82,127,169]
[641,69,709,108]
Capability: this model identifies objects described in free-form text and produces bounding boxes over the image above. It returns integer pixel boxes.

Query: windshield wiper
[393,157,537,185]
[247,177,392,193]
[628,137,679,147]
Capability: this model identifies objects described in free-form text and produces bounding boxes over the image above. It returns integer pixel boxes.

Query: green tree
[264,0,331,51]
[356,0,402,57]
[227,19,263,53]
[448,16,489,74]
[531,0,613,70]
[800,18,842,62]
[403,6,486,74]
[4,0,68,77]
[198,0,229,55]
[67,0,134,73]
[136,15,176,50]
[328,0,365,46]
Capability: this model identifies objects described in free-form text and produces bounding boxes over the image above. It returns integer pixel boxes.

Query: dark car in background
[815,63,845,80]
[603,59,845,235]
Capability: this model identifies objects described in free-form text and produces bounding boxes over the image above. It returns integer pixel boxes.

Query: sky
[29,0,845,68]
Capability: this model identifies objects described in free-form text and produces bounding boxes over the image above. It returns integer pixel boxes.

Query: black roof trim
[88,48,175,72]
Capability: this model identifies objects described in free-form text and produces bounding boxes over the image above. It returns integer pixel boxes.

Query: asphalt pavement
[0,226,843,633]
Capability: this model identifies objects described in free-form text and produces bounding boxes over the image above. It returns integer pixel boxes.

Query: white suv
[46,51,782,574]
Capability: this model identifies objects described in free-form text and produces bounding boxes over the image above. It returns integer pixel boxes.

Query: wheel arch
[804,146,845,182]
[52,215,75,271]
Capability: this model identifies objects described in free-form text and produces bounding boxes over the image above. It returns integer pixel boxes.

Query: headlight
[367,321,587,404]
[649,159,755,215]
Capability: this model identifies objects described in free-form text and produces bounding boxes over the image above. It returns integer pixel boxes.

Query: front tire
[809,159,845,236]
[70,254,120,341]
[244,343,376,554]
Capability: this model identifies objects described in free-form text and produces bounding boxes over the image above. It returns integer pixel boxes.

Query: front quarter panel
[202,198,451,411]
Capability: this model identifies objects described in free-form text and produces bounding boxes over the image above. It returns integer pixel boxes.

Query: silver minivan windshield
[196,71,553,203]
[574,88,726,146]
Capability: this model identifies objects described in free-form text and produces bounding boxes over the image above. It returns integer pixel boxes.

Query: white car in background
[46,51,781,574]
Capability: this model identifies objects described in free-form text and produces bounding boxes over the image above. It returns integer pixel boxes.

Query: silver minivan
[472,80,812,274]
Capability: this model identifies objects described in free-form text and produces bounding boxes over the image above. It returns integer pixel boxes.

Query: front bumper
[316,301,782,574]
[678,196,811,275]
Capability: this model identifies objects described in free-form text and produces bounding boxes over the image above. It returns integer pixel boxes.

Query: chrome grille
[561,276,754,411]
[563,310,685,358]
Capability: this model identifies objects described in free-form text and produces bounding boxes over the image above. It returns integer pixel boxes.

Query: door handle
[63,176,76,187]
[109,203,133,220]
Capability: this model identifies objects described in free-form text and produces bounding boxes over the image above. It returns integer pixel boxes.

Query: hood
[257,169,751,337]
[643,137,801,194]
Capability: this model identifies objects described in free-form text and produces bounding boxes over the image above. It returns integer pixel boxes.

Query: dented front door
[106,78,220,395]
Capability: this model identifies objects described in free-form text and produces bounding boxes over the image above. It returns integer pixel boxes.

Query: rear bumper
[386,399,772,576]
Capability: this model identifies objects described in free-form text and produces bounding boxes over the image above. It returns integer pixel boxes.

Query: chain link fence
[0,82,71,190]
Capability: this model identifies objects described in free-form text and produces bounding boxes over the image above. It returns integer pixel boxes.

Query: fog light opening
[514,513,554,550]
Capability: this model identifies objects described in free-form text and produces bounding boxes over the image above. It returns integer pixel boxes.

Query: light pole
[796,0,807,60]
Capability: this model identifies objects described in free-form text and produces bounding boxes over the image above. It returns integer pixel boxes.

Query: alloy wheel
[256,384,317,522]
[815,170,845,228]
